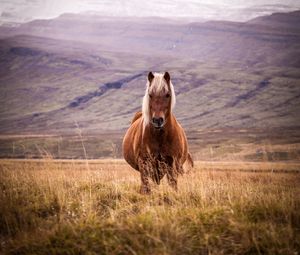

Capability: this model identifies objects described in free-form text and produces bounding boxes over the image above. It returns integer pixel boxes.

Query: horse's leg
[152,160,166,185]
[166,169,178,191]
[138,158,151,194]
[165,156,178,191]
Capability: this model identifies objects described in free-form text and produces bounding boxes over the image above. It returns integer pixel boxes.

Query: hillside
[0,11,299,158]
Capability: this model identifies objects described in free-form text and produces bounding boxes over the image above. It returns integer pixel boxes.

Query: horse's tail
[183,152,194,174]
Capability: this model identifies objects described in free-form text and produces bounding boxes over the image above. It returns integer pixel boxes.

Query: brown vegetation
[0,160,299,254]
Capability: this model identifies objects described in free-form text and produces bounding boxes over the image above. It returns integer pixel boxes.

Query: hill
[0,11,299,159]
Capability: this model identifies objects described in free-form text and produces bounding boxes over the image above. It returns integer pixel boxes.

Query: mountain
[2,12,300,66]
[1,11,300,133]
[249,10,300,30]
[1,0,299,25]
[0,11,300,159]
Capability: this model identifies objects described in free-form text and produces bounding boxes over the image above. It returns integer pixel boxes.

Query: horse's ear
[164,72,170,84]
[148,72,154,83]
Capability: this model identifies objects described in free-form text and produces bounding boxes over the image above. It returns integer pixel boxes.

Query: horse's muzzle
[152,117,164,129]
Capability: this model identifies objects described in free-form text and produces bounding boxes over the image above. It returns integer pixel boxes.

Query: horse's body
[122,72,193,193]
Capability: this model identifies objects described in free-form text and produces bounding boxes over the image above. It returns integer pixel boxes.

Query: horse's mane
[142,73,176,129]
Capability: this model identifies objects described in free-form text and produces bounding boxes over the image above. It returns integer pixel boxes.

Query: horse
[122,72,193,194]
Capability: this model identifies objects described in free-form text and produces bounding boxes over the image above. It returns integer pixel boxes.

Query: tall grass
[0,160,299,254]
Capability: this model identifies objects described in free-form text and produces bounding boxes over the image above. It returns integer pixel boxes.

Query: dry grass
[0,160,299,254]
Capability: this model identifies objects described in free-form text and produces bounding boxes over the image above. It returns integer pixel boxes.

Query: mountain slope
[0,11,299,134]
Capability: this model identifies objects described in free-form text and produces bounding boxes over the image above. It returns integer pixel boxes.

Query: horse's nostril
[158,118,164,125]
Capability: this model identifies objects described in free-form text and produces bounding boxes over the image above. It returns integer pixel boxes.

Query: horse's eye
[166,94,170,98]
[149,94,152,99]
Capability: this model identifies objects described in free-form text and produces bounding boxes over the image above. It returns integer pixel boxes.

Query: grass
[0,160,299,254]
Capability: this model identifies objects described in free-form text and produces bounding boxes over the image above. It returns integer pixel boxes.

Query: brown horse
[122,72,193,194]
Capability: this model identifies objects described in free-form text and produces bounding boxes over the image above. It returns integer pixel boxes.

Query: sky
[0,0,300,24]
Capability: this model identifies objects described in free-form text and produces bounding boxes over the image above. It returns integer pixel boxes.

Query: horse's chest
[143,130,176,161]
[147,140,170,161]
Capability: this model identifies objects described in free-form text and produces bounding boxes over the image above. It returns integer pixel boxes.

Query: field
[1,160,299,254]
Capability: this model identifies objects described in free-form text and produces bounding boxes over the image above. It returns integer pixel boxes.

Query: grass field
[0,160,299,254]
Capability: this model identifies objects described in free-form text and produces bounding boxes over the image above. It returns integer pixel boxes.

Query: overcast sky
[1,0,299,24]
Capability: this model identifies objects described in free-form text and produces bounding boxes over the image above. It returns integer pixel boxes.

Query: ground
[0,159,299,254]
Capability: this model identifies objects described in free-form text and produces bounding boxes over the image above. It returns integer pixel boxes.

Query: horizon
[0,0,300,25]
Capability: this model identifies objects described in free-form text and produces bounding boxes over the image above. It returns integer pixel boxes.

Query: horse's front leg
[167,169,178,191]
[165,156,178,191]
[138,158,152,194]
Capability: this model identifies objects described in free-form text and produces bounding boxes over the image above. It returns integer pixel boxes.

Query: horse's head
[142,72,176,129]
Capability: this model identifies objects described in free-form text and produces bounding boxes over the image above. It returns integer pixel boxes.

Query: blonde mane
[142,72,176,129]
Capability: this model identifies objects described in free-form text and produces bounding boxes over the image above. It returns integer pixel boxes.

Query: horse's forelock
[148,73,169,95]
[142,73,176,129]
